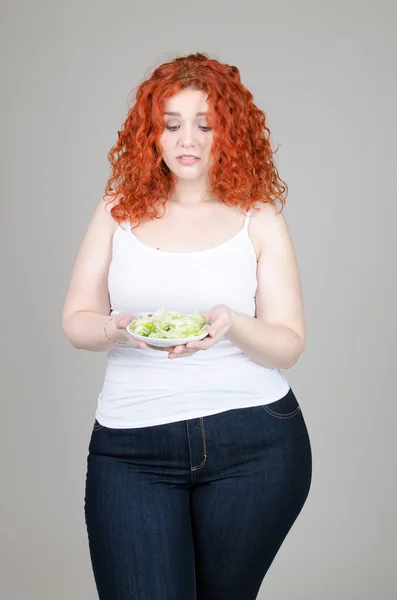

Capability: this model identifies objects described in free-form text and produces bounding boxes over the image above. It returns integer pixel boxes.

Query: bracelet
[104,316,128,345]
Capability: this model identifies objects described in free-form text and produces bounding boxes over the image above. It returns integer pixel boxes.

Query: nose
[180,123,196,148]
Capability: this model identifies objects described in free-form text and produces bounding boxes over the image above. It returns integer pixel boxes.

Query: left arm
[227,203,305,369]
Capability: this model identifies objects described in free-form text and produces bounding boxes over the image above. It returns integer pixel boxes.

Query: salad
[128,309,209,340]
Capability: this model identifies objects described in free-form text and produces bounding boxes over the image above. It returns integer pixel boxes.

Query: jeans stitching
[262,405,301,420]
[186,422,194,472]
[191,417,207,471]
[187,418,208,471]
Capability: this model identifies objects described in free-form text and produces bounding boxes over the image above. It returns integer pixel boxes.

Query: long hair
[105,52,288,227]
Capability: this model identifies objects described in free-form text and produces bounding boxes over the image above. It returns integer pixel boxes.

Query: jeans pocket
[262,388,301,420]
[93,419,105,431]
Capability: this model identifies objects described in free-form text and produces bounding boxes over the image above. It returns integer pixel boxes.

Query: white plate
[125,326,210,348]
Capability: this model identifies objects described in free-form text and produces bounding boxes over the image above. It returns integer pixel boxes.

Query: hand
[168,304,233,359]
[112,312,149,348]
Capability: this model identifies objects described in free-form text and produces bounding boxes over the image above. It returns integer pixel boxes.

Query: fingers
[146,344,173,351]
[167,343,199,359]
[203,312,211,324]
[186,338,212,350]
[132,341,148,349]
[133,342,181,352]
[115,312,134,329]
[168,349,198,359]
[172,345,186,352]
[188,320,229,347]
[178,338,212,353]
[168,344,188,359]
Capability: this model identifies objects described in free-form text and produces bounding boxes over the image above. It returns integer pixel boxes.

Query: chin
[178,172,204,181]
[173,166,205,180]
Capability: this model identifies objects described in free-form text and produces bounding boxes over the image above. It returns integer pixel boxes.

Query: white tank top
[95,211,290,428]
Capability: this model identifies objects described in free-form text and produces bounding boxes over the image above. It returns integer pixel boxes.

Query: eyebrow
[164,111,207,117]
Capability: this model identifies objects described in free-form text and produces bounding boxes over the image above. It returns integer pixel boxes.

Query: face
[159,89,214,182]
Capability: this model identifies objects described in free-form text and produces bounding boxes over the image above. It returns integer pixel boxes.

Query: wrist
[104,317,129,346]
[225,309,239,338]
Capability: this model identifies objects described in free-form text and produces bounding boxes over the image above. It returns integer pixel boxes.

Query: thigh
[84,424,196,600]
[191,390,312,600]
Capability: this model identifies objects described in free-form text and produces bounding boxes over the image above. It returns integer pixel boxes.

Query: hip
[89,388,312,486]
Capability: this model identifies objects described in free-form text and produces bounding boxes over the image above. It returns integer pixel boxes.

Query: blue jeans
[84,388,312,600]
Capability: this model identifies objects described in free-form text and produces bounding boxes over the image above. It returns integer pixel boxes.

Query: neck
[169,177,215,206]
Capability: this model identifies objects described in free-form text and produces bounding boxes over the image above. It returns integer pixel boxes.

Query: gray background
[1,0,396,598]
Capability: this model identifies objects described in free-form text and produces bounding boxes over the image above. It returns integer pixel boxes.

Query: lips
[176,155,201,165]
[176,154,199,159]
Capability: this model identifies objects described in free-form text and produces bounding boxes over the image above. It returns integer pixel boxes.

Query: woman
[62,52,312,600]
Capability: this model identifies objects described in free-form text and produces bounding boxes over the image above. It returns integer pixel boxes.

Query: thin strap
[243,210,252,230]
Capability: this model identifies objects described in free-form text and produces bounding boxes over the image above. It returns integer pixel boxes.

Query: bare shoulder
[249,202,292,258]
[89,193,121,236]
[250,201,288,232]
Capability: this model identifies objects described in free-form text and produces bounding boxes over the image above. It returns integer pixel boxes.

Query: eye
[165,125,212,132]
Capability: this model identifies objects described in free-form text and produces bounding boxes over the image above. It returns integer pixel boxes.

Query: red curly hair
[105,52,288,227]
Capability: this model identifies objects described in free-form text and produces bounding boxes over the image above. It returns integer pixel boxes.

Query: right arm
[62,196,144,351]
